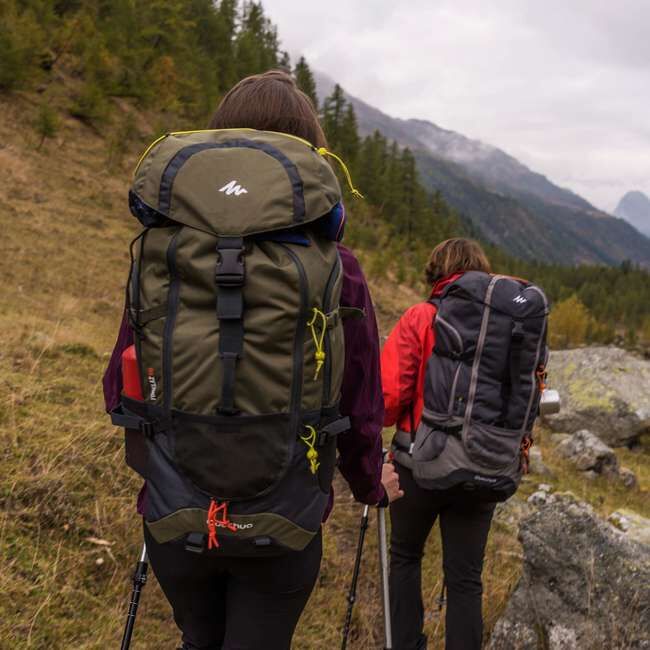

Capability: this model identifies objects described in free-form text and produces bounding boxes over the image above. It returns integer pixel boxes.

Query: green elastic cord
[307,307,327,380]
[300,426,320,475]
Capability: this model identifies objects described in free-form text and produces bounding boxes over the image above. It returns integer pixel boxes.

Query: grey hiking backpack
[110,129,354,555]
[394,272,549,501]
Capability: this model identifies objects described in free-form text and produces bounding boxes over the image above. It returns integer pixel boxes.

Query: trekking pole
[120,543,148,650]
[341,504,370,650]
[377,505,392,650]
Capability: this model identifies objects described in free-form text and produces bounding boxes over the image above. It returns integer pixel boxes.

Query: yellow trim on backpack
[133,128,365,201]
[316,148,365,199]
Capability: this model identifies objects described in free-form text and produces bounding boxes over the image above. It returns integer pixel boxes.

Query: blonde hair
[425,238,491,285]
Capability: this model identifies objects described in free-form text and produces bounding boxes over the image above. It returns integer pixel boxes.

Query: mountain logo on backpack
[219,180,249,196]
[513,295,528,304]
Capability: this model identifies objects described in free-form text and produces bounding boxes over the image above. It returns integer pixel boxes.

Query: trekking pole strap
[315,416,351,446]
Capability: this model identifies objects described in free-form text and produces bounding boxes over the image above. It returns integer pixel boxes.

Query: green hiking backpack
[111,128,354,555]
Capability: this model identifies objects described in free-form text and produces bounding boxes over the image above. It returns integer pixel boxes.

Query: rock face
[556,429,619,475]
[556,430,638,487]
[546,347,650,447]
[487,494,650,650]
[609,509,650,546]
[494,496,533,530]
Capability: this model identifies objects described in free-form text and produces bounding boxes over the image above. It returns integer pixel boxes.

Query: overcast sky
[263,0,650,212]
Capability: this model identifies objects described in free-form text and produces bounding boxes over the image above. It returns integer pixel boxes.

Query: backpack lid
[130,128,342,237]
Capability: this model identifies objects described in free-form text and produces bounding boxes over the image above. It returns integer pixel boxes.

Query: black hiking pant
[389,462,496,650]
[144,523,322,649]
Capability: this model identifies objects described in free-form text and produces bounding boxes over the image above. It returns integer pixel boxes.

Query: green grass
[1,91,648,648]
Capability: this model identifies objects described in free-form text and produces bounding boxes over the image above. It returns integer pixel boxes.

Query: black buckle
[184,532,205,554]
[140,421,155,437]
[316,430,330,447]
[512,321,525,342]
[313,417,351,447]
[217,406,241,416]
[216,247,245,286]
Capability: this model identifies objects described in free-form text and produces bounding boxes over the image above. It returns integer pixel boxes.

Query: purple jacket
[103,243,386,518]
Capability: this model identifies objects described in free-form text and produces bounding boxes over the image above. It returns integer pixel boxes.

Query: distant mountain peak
[615,191,650,237]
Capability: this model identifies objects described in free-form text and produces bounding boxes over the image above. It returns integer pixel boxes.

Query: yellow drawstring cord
[317,148,365,199]
[307,307,327,380]
[134,131,366,203]
[300,426,320,475]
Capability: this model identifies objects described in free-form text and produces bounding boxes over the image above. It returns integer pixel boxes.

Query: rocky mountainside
[315,71,650,266]
[615,190,650,237]
[488,492,650,650]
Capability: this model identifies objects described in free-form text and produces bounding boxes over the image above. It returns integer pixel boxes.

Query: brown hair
[208,70,328,148]
[425,238,491,285]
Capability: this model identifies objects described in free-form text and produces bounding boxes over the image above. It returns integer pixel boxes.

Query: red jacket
[381,273,462,433]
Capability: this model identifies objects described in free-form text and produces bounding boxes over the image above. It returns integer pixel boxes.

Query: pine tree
[294,56,318,108]
[321,83,346,150]
[277,50,291,72]
[340,103,360,164]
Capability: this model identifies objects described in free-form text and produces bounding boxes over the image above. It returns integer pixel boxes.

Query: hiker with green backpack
[104,70,402,649]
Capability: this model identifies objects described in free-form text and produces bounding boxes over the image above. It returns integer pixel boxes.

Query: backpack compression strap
[215,237,246,415]
[500,320,525,424]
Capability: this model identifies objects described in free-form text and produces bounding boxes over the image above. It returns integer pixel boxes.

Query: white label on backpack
[219,180,249,196]
[217,521,254,530]
[473,475,498,484]
[513,295,528,304]
[147,367,157,401]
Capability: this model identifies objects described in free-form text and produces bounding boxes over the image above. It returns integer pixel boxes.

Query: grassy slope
[1,93,648,649]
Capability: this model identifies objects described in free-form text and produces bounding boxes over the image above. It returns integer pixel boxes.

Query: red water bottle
[122,344,143,400]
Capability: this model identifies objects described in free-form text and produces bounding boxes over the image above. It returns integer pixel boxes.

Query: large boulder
[555,429,638,487]
[546,346,650,446]
[556,429,619,475]
[487,493,650,650]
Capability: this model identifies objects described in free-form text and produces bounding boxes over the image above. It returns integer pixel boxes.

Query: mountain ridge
[314,71,650,266]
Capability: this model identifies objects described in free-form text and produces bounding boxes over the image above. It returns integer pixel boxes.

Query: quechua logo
[219,180,248,196]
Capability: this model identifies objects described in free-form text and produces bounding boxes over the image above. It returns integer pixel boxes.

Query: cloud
[263,0,650,211]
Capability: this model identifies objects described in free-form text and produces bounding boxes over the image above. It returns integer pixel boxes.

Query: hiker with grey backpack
[104,70,402,650]
[382,238,549,650]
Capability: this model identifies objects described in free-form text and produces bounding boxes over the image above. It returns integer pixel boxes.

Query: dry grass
[1,92,648,649]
